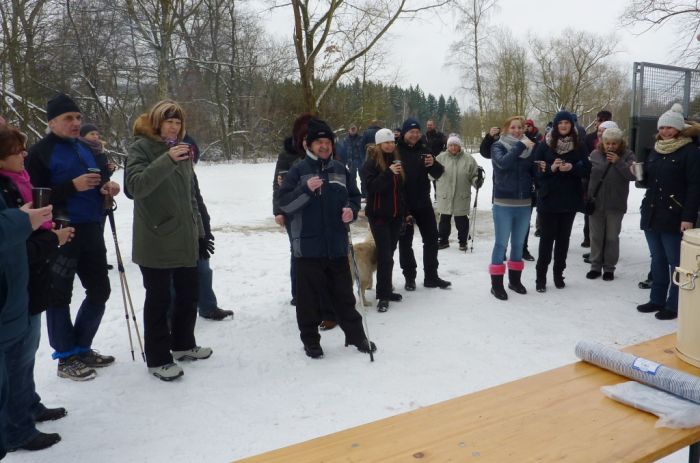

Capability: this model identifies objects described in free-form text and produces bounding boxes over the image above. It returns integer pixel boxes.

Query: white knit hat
[374,128,395,144]
[446,135,462,147]
[599,120,619,130]
[657,103,686,131]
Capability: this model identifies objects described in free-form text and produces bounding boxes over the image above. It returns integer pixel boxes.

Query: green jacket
[126,115,203,269]
[434,149,478,216]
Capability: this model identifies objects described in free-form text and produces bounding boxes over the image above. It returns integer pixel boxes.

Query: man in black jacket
[424,119,446,157]
[397,118,451,290]
[278,118,375,359]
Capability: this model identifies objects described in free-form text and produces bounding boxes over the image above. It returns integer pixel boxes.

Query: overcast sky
[259,0,691,111]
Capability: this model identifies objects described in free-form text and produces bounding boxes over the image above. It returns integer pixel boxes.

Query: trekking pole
[469,186,480,253]
[346,223,374,362]
[106,200,146,362]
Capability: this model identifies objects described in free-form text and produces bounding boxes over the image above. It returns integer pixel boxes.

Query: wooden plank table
[235,334,700,462]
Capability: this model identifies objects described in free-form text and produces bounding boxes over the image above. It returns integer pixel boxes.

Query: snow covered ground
[7,156,689,462]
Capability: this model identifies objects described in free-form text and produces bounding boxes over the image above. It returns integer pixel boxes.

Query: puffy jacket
[587,148,636,214]
[0,195,32,349]
[640,139,700,233]
[26,132,107,224]
[534,142,590,213]
[360,153,406,220]
[491,140,537,201]
[397,139,444,211]
[126,114,203,269]
[278,153,361,259]
[434,149,478,215]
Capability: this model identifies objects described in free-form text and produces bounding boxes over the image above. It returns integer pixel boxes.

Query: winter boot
[535,265,547,293]
[34,406,67,423]
[377,300,389,313]
[304,344,324,359]
[149,362,184,381]
[459,242,468,252]
[424,276,452,289]
[637,301,663,313]
[489,264,508,300]
[507,261,527,294]
[438,241,449,250]
[201,307,234,320]
[388,293,403,302]
[172,346,213,361]
[553,271,566,289]
[346,338,377,354]
[12,432,61,451]
[404,276,416,291]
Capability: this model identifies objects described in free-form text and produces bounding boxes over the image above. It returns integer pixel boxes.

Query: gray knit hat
[657,103,686,131]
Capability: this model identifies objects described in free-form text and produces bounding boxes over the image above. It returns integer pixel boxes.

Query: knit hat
[401,118,421,136]
[46,93,81,121]
[525,119,536,127]
[657,103,686,131]
[599,121,619,131]
[374,128,394,144]
[446,135,462,147]
[601,127,623,141]
[305,118,335,145]
[552,111,574,126]
[80,124,98,137]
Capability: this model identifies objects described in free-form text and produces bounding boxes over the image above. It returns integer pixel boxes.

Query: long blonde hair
[367,143,405,181]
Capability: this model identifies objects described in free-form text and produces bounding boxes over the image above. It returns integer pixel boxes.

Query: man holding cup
[25,93,120,381]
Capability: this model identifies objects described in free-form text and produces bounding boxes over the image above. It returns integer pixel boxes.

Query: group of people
[0,94,239,456]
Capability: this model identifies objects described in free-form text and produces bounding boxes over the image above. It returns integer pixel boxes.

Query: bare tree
[481,28,528,120]
[529,29,625,120]
[621,1,700,68]
[451,0,497,134]
[286,0,450,114]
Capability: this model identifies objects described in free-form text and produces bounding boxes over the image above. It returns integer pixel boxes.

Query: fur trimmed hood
[682,121,700,139]
[132,113,164,141]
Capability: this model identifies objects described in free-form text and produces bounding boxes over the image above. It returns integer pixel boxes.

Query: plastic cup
[31,187,51,209]
[633,162,644,181]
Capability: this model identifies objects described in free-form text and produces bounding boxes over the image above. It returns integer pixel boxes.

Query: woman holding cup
[585,127,636,281]
[636,103,700,320]
[126,100,211,380]
[488,116,538,300]
[360,128,406,312]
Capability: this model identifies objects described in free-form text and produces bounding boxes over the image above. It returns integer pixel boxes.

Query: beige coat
[434,149,479,216]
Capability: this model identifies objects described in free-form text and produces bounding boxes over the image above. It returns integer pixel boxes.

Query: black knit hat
[80,124,98,137]
[552,111,574,126]
[305,118,335,145]
[401,118,421,136]
[46,93,81,121]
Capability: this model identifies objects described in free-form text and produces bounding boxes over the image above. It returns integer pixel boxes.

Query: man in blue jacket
[26,94,120,381]
[279,118,376,359]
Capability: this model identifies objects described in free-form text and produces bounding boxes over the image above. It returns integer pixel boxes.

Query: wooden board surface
[235,334,700,463]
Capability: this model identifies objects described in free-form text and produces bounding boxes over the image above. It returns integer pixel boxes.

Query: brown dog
[349,233,377,307]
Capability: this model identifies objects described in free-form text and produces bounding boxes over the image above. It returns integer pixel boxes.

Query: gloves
[199,237,215,260]
[475,166,485,189]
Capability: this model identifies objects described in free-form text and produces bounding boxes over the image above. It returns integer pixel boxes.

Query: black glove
[475,166,485,189]
[205,231,215,241]
[199,237,215,259]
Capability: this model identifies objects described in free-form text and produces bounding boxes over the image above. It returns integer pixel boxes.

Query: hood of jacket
[133,113,162,141]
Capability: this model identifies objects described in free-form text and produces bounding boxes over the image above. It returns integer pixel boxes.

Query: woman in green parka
[434,135,482,251]
[126,100,211,381]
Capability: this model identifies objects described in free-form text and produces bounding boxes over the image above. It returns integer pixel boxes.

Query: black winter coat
[0,175,59,315]
[278,154,361,259]
[272,137,303,216]
[424,129,446,157]
[640,141,700,233]
[397,139,444,212]
[479,134,498,159]
[534,142,590,214]
[360,154,406,220]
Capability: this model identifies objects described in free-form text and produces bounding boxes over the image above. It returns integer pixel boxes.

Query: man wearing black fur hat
[278,118,376,359]
[26,93,120,381]
[397,118,451,290]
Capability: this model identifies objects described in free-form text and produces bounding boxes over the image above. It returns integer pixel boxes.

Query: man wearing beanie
[26,93,120,381]
[279,118,376,359]
[397,117,451,290]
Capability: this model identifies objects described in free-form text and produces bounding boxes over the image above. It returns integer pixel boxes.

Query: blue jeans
[46,300,105,359]
[644,230,681,311]
[197,258,219,315]
[491,205,532,264]
[1,314,41,448]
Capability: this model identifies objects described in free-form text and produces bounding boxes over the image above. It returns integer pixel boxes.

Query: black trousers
[399,206,440,281]
[369,218,401,300]
[438,214,469,245]
[295,257,366,347]
[139,266,198,367]
[536,212,577,276]
[583,212,590,242]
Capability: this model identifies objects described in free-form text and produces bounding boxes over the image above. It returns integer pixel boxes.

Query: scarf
[0,169,52,230]
[654,136,693,155]
[499,134,533,159]
[545,132,574,155]
[79,136,104,154]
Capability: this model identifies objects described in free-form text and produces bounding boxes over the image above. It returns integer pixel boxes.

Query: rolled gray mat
[575,340,700,404]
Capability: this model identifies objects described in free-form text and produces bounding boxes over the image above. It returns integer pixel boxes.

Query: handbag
[585,162,613,215]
